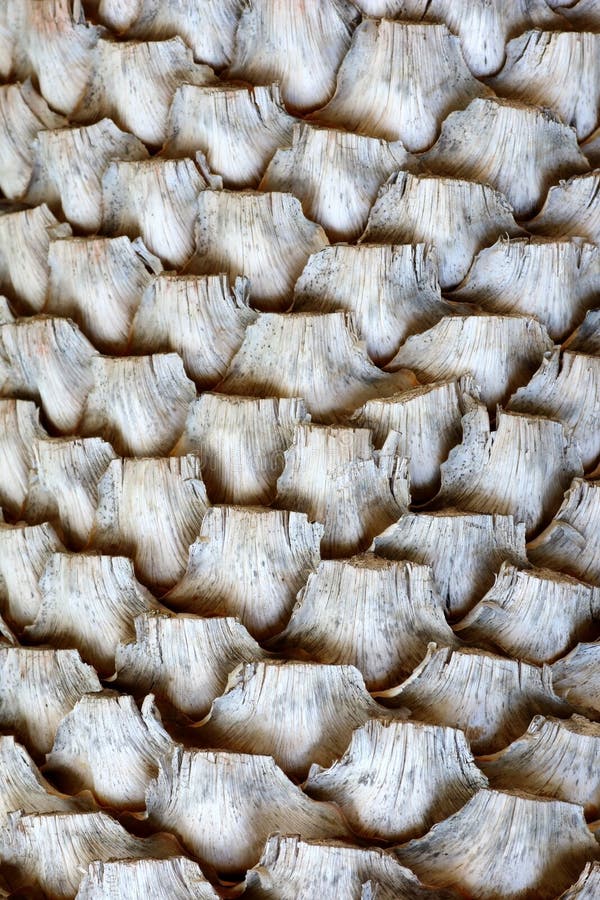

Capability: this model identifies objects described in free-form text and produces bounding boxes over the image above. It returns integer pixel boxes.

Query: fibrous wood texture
[1,1,599,897]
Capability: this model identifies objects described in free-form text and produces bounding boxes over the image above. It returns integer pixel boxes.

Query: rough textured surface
[1,2,599,896]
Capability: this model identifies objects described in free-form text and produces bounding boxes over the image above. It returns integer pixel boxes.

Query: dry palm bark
[1,0,600,897]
